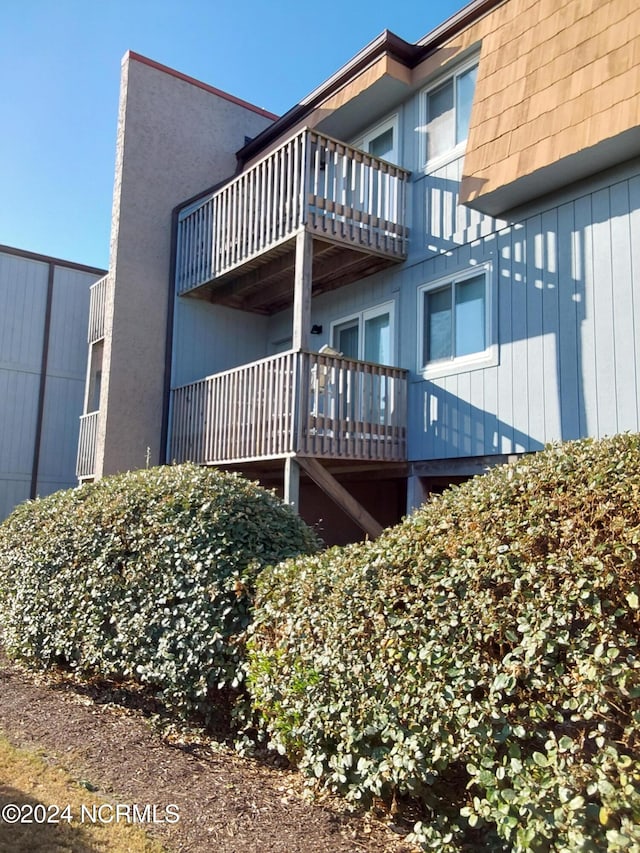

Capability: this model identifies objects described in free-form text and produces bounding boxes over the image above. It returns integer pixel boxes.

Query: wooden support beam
[284,456,300,511]
[292,229,313,351]
[296,456,384,540]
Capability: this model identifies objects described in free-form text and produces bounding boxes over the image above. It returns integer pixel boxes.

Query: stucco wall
[97,53,275,476]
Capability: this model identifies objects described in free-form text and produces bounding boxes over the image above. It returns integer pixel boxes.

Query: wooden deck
[175,129,410,313]
[170,350,407,465]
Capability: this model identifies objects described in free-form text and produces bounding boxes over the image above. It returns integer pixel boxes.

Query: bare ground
[0,652,418,852]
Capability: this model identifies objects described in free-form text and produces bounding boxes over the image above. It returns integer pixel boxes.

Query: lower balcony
[77,411,99,480]
[169,350,407,466]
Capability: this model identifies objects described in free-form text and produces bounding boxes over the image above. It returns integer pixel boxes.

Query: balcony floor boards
[184,235,402,314]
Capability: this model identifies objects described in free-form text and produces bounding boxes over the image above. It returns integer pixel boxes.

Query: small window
[354,115,399,164]
[418,267,496,377]
[422,59,478,168]
[331,301,395,366]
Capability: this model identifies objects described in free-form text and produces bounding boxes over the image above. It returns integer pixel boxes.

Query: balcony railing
[170,350,407,465]
[176,128,410,296]
[76,411,99,479]
[88,273,110,344]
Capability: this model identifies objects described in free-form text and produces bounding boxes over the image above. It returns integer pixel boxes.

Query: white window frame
[330,300,396,366]
[420,54,479,173]
[417,263,497,379]
[353,114,399,165]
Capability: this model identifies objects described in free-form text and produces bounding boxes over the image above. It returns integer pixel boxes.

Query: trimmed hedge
[0,464,319,724]
[248,435,640,851]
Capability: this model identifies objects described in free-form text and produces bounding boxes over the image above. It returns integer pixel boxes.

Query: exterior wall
[171,301,268,388]
[461,0,640,212]
[249,0,640,470]
[98,53,276,477]
[406,160,640,461]
[0,247,104,520]
[99,0,640,517]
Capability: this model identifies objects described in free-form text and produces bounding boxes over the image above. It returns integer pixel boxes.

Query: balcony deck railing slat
[175,128,408,296]
[169,351,406,466]
[76,411,99,479]
[88,274,110,344]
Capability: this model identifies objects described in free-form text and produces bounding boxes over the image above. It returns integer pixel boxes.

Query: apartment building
[78,0,640,543]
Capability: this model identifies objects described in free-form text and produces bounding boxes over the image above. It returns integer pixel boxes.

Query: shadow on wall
[415,381,544,459]
[412,169,640,458]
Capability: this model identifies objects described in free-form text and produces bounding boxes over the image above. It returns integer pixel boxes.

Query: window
[351,117,400,223]
[418,266,496,376]
[355,115,399,164]
[422,59,478,168]
[331,301,395,365]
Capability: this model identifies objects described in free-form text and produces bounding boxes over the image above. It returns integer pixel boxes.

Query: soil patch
[0,652,417,852]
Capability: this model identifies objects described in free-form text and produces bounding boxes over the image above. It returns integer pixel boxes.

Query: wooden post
[297,456,383,539]
[292,229,312,352]
[284,456,300,511]
[406,475,428,514]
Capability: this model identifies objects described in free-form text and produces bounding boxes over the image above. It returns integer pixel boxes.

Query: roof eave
[236,0,506,167]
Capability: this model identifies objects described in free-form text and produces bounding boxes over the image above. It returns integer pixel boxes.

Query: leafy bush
[248,435,640,851]
[0,464,319,725]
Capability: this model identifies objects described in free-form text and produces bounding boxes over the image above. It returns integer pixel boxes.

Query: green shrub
[248,435,640,851]
[0,464,319,725]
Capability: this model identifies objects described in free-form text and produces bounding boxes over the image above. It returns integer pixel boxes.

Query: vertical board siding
[496,227,515,452]
[609,181,637,431]
[41,266,92,492]
[49,267,94,376]
[541,209,562,441]
[591,187,618,437]
[0,254,48,370]
[171,299,268,389]
[0,368,40,477]
[575,192,599,439]
[0,252,98,518]
[630,175,640,428]
[556,201,581,441]
[408,168,640,461]
[417,155,500,261]
[38,376,86,485]
[0,254,48,519]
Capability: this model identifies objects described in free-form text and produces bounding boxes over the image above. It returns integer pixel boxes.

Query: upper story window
[422,58,478,170]
[353,115,399,165]
[418,265,497,378]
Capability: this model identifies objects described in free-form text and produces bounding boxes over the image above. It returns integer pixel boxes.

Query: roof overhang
[237,0,505,167]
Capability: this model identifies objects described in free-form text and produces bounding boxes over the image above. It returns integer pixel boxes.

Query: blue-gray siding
[0,250,102,520]
[407,167,640,461]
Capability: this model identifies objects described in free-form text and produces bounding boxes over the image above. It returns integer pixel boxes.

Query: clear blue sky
[1,0,466,270]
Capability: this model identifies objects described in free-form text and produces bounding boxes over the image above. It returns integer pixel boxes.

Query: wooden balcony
[175,129,410,313]
[169,350,407,466]
[88,273,110,344]
[76,411,99,480]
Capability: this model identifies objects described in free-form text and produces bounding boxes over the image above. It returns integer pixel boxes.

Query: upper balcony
[175,128,410,313]
[88,273,110,344]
